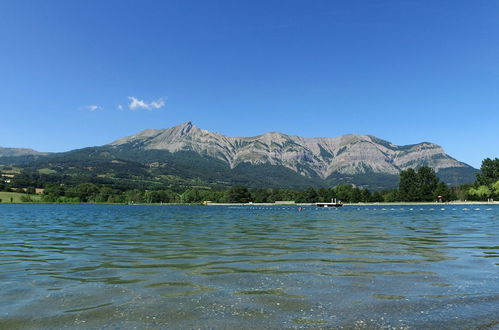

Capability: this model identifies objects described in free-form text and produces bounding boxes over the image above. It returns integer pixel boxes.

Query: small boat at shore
[316,199,343,208]
[315,202,343,208]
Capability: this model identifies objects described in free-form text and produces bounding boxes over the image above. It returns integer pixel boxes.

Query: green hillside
[1,144,478,191]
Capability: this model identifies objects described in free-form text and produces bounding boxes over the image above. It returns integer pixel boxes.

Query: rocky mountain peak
[107,122,475,180]
[178,121,194,135]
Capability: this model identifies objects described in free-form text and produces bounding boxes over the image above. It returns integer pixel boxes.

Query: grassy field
[37,168,57,175]
[0,166,21,174]
[0,191,41,203]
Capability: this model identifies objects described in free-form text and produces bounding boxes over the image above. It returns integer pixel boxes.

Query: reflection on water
[0,204,498,328]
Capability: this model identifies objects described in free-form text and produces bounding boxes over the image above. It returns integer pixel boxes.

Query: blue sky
[0,0,498,168]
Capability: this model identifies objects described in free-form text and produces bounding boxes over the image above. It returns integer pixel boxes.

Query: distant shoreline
[205,201,498,206]
[1,201,497,206]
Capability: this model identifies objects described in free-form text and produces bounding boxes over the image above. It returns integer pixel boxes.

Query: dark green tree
[317,188,330,202]
[251,189,269,203]
[382,190,399,202]
[95,186,116,203]
[476,158,499,186]
[335,185,353,202]
[398,168,418,201]
[226,186,252,203]
[350,187,362,203]
[124,189,144,204]
[26,187,36,194]
[398,166,441,201]
[360,188,371,203]
[268,189,284,202]
[69,183,100,202]
[371,191,384,202]
[44,183,66,197]
[149,190,179,203]
[434,181,452,202]
[303,187,318,203]
[417,166,439,201]
[182,189,203,203]
[21,195,34,202]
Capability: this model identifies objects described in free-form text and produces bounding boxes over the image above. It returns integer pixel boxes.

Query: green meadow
[0,191,41,203]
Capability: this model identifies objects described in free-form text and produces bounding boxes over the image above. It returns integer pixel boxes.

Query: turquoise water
[0,204,498,329]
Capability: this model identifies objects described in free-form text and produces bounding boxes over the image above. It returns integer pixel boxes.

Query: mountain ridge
[1,122,477,190]
[0,147,48,157]
[108,121,473,180]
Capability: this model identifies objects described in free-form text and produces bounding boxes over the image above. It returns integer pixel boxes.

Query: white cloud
[83,105,103,111]
[128,96,165,111]
[117,104,124,110]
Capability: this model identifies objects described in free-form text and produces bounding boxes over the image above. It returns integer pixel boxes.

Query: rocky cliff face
[109,122,472,179]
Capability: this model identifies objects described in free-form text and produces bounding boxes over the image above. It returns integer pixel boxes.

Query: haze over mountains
[0,122,477,189]
[0,147,47,157]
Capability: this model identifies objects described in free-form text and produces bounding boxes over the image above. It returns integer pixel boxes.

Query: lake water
[0,204,498,329]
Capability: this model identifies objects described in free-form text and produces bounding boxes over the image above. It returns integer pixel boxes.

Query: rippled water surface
[0,204,498,329]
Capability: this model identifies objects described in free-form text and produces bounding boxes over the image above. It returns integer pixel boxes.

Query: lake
[0,204,498,329]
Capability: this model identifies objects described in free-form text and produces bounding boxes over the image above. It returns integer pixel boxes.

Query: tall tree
[334,185,353,202]
[417,166,439,201]
[398,168,418,201]
[492,180,499,196]
[398,166,442,201]
[227,186,252,203]
[476,158,499,186]
[303,187,318,203]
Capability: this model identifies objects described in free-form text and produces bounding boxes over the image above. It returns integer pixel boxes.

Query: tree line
[1,158,498,203]
[36,183,385,204]
[467,158,499,200]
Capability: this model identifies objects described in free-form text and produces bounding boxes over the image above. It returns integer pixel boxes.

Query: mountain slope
[0,147,46,157]
[108,121,475,187]
[0,147,49,165]
[3,122,477,190]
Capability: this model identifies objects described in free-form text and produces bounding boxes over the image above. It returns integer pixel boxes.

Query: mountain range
[0,147,47,158]
[0,122,477,190]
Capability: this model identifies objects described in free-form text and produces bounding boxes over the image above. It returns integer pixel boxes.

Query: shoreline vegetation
[0,197,497,207]
[1,159,498,205]
[205,201,499,206]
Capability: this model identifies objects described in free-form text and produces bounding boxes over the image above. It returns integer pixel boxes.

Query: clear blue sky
[1,0,498,168]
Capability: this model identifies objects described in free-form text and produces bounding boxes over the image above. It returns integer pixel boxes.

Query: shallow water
[0,204,498,329]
